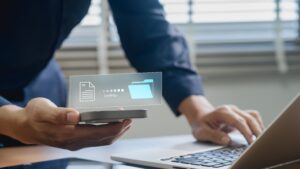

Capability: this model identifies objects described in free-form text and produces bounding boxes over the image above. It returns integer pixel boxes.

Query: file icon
[128,79,154,99]
[79,82,96,102]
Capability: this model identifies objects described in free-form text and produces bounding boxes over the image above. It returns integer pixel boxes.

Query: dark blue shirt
[0,0,204,116]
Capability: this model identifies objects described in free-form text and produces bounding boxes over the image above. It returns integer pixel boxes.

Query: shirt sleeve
[0,96,11,107]
[108,0,204,116]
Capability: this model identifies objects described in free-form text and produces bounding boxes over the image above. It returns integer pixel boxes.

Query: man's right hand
[0,98,132,150]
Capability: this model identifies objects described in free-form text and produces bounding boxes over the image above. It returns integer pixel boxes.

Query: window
[159,0,300,75]
[160,0,298,23]
[64,0,300,75]
[80,0,101,26]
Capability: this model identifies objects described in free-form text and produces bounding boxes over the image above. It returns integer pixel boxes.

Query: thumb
[51,108,80,125]
[28,98,80,125]
[37,106,80,125]
[196,127,231,145]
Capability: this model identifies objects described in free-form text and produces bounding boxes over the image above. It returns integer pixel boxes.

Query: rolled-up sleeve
[109,0,204,116]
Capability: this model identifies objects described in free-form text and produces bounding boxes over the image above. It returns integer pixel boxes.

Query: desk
[0,135,194,168]
[0,135,299,169]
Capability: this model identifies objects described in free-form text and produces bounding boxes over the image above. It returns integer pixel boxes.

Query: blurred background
[55,0,300,139]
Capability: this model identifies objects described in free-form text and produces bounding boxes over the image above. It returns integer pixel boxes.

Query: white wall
[123,73,300,139]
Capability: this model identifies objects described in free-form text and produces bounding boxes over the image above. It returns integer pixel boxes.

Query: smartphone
[79,109,147,124]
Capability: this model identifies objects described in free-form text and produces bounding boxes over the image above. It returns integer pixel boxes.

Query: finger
[65,125,131,150]
[92,124,131,146]
[232,107,263,137]
[214,109,254,144]
[28,97,58,109]
[220,125,236,133]
[47,120,130,148]
[66,119,132,140]
[105,124,131,145]
[247,110,265,129]
[195,126,231,145]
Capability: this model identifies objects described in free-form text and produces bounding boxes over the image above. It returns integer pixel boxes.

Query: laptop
[112,94,300,169]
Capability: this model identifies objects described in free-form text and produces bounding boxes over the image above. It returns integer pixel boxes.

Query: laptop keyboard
[160,146,247,168]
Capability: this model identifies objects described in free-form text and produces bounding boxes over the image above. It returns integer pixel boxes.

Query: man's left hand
[179,96,265,145]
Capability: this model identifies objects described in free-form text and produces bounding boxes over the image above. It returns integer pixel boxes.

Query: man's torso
[0,0,91,91]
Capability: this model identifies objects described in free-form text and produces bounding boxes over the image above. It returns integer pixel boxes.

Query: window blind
[56,0,300,77]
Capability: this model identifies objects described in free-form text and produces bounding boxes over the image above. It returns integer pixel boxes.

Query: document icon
[128,79,154,99]
[79,82,95,102]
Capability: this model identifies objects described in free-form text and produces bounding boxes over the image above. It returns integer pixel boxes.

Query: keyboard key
[163,146,247,167]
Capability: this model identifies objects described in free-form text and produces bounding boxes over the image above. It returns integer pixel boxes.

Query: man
[0,0,264,150]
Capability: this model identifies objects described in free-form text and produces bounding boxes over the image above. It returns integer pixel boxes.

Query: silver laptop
[112,94,300,169]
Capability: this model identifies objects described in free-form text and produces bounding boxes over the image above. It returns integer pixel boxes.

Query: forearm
[0,105,23,138]
[178,95,215,124]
